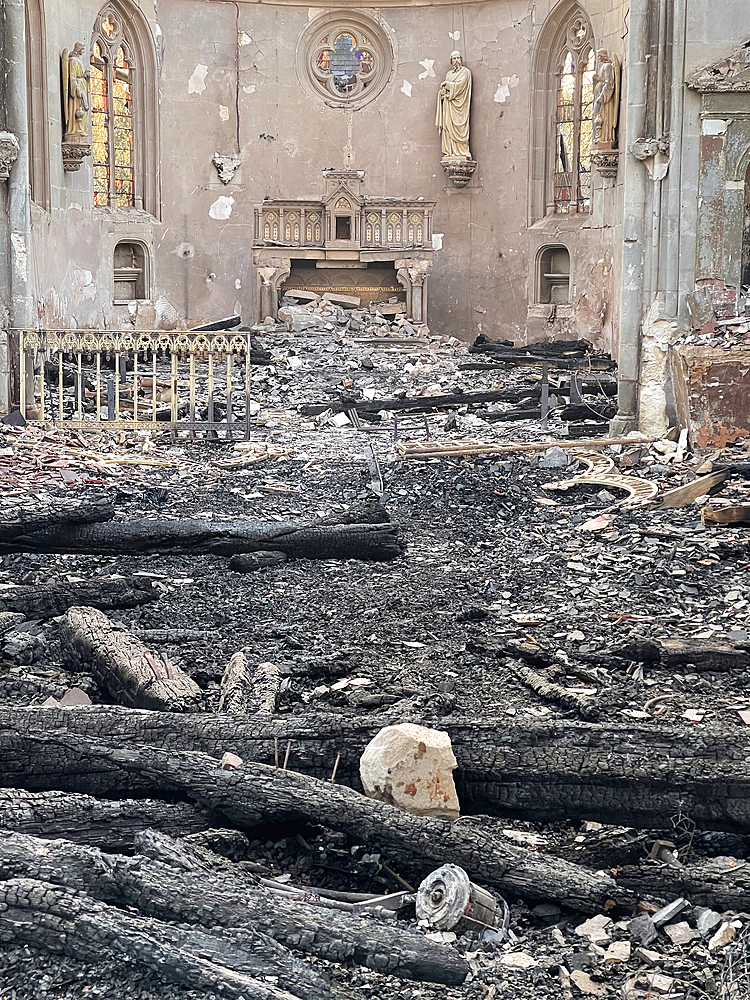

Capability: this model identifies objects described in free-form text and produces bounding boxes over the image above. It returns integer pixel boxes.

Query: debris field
[1,302,750,1000]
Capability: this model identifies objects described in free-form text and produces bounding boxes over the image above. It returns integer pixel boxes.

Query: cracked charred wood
[0,519,403,561]
[229,551,288,572]
[0,877,311,1000]
[506,660,599,720]
[0,832,469,986]
[59,607,203,712]
[301,388,534,417]
[0,575,156,618]
[478,407,542,423]
[0,495,114,541]
[616,860,750,913]
[0,736,636,913]
[609,636,750,672]
[1,706,748,832]
[0,789,210,850]
[219,654,280,715]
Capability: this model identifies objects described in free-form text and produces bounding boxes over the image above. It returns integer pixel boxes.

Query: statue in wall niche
[436,51,472,159]
[62,42,91,140]
[436,52,476,188]
[592,49,620,148]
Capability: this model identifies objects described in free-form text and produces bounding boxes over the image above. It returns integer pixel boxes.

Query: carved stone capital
[630,137,669,161]
[62,137,92,172]
[0,132,20,180]
[592,149,619,178]
[396,258,432,286]
[440,157,477,188]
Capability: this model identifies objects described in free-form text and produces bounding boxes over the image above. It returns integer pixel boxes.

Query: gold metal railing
[17,329,255,438]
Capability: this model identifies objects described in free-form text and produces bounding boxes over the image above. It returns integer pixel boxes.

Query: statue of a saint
[436,51,472,160]
[62,42,91,139]
[592,49,620,148]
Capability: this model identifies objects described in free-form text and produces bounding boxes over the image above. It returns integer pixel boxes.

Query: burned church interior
[0,0,749,997]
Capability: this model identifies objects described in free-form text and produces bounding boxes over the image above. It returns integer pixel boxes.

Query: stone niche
[253,169,436,323]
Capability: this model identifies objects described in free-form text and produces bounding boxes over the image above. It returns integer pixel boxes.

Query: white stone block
[359,723,460,819]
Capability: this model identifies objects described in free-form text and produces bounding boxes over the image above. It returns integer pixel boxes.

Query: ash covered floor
[1,311,749,1000]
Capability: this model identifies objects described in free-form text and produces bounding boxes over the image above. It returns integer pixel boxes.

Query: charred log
[0,877,314,1000]
[0,576,156,618]
[0,706,748,832]
[0,735,636,913]
[0,831,469,986]
[0,495,114,541]
[59,607,203,712]
[0,519,403,561]
[0,788,210,850]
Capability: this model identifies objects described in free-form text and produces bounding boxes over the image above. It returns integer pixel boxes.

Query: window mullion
[572,62,582,212]
[106,53,116,206]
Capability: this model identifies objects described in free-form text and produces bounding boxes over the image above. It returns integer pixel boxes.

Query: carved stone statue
[592,49,620,148]
[62,42,91,139]
[436,52,472,160]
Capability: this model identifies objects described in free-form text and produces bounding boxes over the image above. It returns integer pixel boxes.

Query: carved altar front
[252,169,436,323]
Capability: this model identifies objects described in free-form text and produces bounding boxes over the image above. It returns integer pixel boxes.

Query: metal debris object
[416,864,511,938]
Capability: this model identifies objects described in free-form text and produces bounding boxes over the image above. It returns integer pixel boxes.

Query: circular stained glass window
[297,11,395,110]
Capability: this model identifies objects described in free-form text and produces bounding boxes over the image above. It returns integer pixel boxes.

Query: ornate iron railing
[17,329,254,438]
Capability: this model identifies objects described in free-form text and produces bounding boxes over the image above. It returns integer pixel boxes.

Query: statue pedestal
[441,157,477,188]
[591,146,619,179]
[62,133,92,173]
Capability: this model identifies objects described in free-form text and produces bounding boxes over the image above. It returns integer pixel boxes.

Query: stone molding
[62,136,92,172]
[591,148,619,178]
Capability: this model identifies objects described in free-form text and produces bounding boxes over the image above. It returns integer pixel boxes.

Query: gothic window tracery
[554,32,595,213]
[297,11,395,110]
[91,9,135,207]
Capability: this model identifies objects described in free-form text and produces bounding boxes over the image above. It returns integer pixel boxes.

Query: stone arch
[25,0,50,209]
[90,0,160,216]
[528,0,594,224]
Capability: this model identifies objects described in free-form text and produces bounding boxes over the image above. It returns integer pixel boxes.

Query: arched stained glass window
[554,39,596,213]
[91,8,135,207]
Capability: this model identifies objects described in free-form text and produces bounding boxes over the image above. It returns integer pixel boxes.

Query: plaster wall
[25,0,628,349]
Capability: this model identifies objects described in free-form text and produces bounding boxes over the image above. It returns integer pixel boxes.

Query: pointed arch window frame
[528,4,596,225]
[553,39,596,214]
[91,11,136,208]
[89,0,160,217]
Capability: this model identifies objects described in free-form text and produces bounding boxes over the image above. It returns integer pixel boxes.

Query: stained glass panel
[90,37,135,208]
[554,40,593,214]
[90,44,109,207]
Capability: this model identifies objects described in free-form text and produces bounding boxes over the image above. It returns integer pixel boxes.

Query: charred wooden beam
[0,495,115,542]
[0,788,210,850]
[0,520,403,561]
[59,607,204,712]
[0,876,315,1000]
[0,575,156,618]
[0,831,469,986]
[300,388,536,417]
[0,706,748,832]
[0,736,636,913]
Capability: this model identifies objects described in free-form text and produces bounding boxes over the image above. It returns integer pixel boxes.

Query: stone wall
[22,0,628,349]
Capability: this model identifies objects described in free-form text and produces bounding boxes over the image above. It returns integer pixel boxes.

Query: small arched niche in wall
[538,245,570,304]
[113,241,149,302]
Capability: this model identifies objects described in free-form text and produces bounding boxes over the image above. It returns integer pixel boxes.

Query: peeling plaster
[432,232,444,250]
[638,300,681,436]
[701,118,728,136]
[10,233,27,283]
[219,105,230,121]
[449,30,460,40]
[243,84,256,94]
[401,80,412,97]
[238,31,252,45]
[72,269,96,307]
[188,64,208,95]
[209,196,235,220]
[418,59,435,80]
[494,75,519,103]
